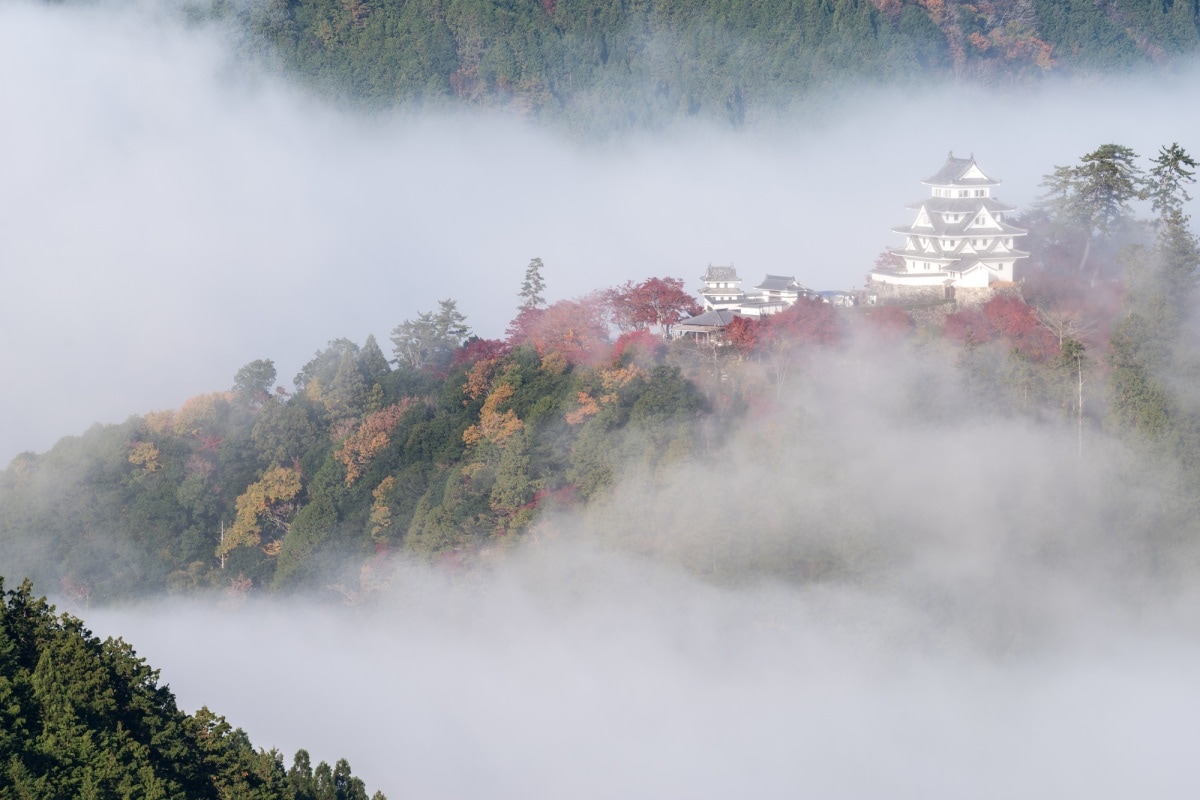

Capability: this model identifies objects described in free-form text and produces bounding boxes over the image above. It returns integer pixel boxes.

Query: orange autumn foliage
[463,383,524,446]
[336,398,420,486]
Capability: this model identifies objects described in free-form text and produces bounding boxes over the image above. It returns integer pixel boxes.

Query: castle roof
[702,265,740,282]
[893,217,1027,237]
[676,309,739,328]
[906,197,1016,214]
[923,153,998,186]
[755,274,805,292]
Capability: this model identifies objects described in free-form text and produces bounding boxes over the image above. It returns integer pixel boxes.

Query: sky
[3,1,1200,462]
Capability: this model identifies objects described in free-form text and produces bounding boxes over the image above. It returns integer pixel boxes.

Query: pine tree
[518,257,547,312]
[1148,142,1197,228]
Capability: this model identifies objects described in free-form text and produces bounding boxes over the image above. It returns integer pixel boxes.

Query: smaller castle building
[699,265,816,317]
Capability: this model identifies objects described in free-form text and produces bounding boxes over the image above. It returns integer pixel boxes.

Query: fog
[87,547,1200,798]
[11,1,1200,794]
[4,0,1200,461]
[83,341,1200,797]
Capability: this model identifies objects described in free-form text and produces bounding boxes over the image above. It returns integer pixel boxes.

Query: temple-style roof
[922,153,997,186]
[893,217,1027,237]
[906,197,1016,214]
[702,265,740,282]
[676,309,739,328]
[755,274,804,292]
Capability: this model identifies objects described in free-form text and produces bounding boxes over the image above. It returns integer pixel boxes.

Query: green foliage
[0,578,384,799]
[390,299,471,371]
[518,257,547,312]
[1148,142,1198,227]
[233,360,278,406]
[218,0,1200,130]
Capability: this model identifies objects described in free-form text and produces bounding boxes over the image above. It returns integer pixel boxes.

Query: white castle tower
[871,153,1028,293]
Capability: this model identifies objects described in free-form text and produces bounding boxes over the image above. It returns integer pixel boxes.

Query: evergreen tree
[390,299,470,370]
[1040,144,1145,275]
[518,257,547,312]
[1148,142,1197,227]
[233,359,278,407]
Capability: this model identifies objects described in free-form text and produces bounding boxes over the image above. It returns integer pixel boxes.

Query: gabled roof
[893,213,1027,237]
[906,197,1016,213]
[702,265,740,282]
[755,274,804,292]
[923,153,998,186]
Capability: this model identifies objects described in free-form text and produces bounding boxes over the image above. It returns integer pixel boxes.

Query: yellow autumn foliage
[219,466,303,559]
[336,399,419,486]
[128,441,161,473]
[463,383,523,446]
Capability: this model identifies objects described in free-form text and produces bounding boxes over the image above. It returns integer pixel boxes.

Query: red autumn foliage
[763,297,843,347]
[723,315,762,355]
[607,277,702,332]
[612,329,666,363]
[982,296,1035,337]
[532,485,579,510]
[507,295,611,365]
[943,307,990,344]
[455,337,512,367]
[943,295,1057,360]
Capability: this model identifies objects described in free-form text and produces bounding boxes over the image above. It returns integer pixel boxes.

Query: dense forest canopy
[213,0,1200,129]
[0,577,385,799]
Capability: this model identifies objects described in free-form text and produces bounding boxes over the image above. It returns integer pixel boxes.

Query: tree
[510,295,610,364]
[723,315,761,356]
[218,466,304,562]
[518,257,547,312]
[1039,144,1145,275]
[233,360,277,407]
[295,339,359,391]
[391,299,471,371]
[1147,142,1197,227]
[606,277,701,333]
[1056,337,1088,458]
[357,335,391,384]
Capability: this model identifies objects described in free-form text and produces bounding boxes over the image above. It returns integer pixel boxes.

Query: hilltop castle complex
[673,152,1025,339]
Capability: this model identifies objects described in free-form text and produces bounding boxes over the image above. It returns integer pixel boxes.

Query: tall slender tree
[1147,142,1197,227]
[518,257,547,312]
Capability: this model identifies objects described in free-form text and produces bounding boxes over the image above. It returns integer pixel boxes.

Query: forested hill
[5,136,1200,606]
[230,0,1200,128]
[0,578,385,799]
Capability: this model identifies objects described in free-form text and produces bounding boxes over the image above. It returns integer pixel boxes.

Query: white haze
[86,548,1200,799]
[84,340,1200,798]
[3,0,1200,461]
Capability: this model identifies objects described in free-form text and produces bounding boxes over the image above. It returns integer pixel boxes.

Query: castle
[673,152,1025,339]
[869,152,1028,302]
[698,266,818,316]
